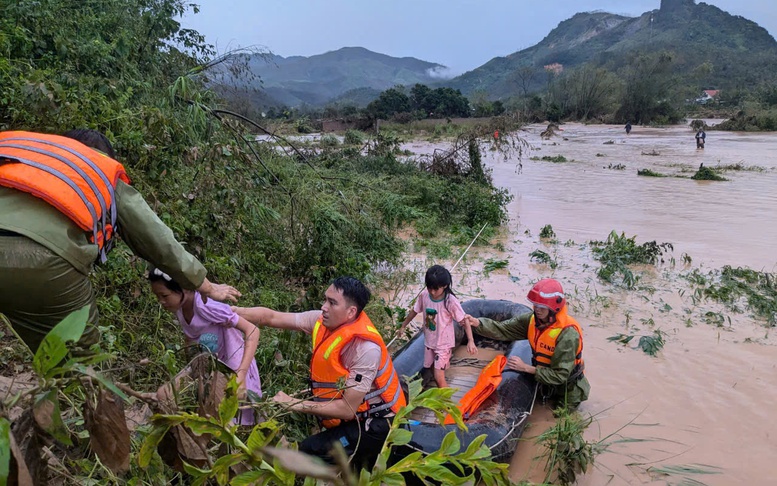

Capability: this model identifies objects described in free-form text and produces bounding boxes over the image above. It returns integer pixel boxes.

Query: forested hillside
[447,0,777,98]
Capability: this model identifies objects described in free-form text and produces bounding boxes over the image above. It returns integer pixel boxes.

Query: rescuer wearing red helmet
[463,278,589,409]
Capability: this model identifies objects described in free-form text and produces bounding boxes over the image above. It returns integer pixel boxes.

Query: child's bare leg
[433,367,448,388]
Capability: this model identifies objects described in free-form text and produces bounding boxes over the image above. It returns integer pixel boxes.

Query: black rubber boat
[392,299,538,462]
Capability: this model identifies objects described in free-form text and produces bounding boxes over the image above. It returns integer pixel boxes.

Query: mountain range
[233,46,446,107]
[219,0,777,109]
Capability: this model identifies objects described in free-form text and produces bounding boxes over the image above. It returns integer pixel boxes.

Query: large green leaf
[407,376,423,401]
[460,434,490,460]
[439,431,461,455]
[0,417,10,486]
[386,427,413,447]
[49,305,89,343]
[379,473,406,486]
[218,377,239,426]
[33,390,72,445]
[211,453,245,485]
[33,334,67,377]
[138,425,171,469]
[33,305,89,377]
[231,470,265,486]
[246,420,281,450]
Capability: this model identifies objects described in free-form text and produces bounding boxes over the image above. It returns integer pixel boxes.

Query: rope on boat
[448,357,493,367]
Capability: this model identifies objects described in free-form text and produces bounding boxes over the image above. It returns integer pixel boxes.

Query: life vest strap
[310,380,340,388]
[0,136,122,262]
[358,384,402,419]
[0,153,101,249]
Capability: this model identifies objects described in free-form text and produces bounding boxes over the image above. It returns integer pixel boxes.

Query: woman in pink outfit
[149,267,262,425]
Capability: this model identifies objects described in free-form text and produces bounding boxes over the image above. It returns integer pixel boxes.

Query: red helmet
[527,279,566,313]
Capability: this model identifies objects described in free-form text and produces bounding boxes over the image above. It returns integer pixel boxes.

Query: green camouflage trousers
[0,232,99,353]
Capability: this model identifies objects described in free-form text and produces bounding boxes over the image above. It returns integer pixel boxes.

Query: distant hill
[446,0,777,98]
[238,47,446,107]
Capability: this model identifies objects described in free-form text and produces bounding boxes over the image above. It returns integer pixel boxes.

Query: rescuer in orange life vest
[463,279,589,409]
[0,129,241,352]
[234,276,406,468]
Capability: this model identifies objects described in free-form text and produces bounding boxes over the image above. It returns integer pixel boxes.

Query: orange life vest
[527,307,585,382]
[0,131,130,262]
[444,354,506,425]
[310,312,406,429]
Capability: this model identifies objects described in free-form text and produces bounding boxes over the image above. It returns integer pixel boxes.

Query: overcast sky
[181,1,777,75]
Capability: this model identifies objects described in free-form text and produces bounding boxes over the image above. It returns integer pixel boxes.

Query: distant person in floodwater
[463,278,589,410]
[625,122,632,135]
[696,128,706,149]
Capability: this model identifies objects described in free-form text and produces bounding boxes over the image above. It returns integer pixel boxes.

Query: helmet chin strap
[536,312,557,327]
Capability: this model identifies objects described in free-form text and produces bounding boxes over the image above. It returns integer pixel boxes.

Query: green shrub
[691,166,727,181]
[343,129,365,145]
[637,169,666,177]
[320,134,339,147]
[590,231,673,288]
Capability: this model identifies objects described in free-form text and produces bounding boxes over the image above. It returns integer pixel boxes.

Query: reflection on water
[396,123,777,485]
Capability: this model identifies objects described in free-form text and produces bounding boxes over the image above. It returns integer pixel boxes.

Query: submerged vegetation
[607,330,667,356]
[636,169,667,177]
[529,249,559,270]
[590,232,673,289]
[536,409,598,486]
[685,267,777,326]
[691,165,728,181]
[531,155,569,163]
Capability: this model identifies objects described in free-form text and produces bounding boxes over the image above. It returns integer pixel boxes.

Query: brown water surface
[394,123,777,485]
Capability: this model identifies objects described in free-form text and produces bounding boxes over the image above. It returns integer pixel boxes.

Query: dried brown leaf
[32,396,54,432]
[9,431,34,486]
[84,389,131,474]
[198,371,228,419]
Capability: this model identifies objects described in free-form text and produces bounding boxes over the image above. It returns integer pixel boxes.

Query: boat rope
[448,357,493,367]
[488,382,539,452]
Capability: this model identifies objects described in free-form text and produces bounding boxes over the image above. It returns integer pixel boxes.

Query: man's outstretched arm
[232,306,300,330]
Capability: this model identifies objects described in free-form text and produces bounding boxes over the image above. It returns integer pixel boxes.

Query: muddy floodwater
[395,122,777,485]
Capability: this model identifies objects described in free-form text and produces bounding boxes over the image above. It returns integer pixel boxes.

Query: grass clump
[529,249,559,269]
[637,169,667,177]
[590,231,673,288]
[688,266,777,326]
[539,224,556,239]
[691,165,727,181]
[531,155,569,163]
[607,330,666,356]
[536,409,598,485]
[319,134,340,147]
